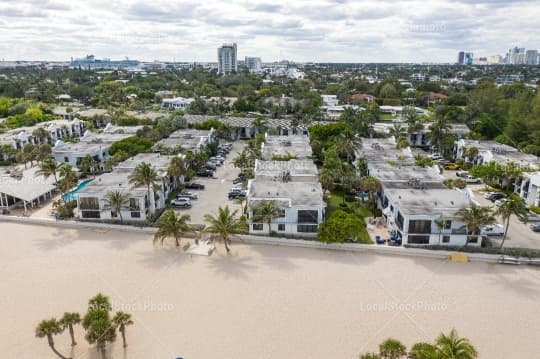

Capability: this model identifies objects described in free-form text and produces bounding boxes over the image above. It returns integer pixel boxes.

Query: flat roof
[385,188,471,217]
[78,168,146,196]
[79,131,133,144]
[247,179,324,207]
[52,141,109,155]
[0,166,56,202]
[255,159,318,176]
[367,162,443,184]
[262,135,312,159]
[357,137,414,162]
[116,153,173,170]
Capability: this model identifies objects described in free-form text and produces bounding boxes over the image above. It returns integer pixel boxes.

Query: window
[442,235,450,243]
[111,211,117,218]
[297,210,318,224]
[409,220,431,234]
[131,211,141,218]
[129,198,140,211]
[278,223,285,231]
[408,235,430,244]
[444,220,452,229]
[81,210,100,219]
[467,235,478,244]
[64,157,69,163]
[79,197,99,210]
[297,224,318,233]
[396,212,404,230]
[252,223,263,231]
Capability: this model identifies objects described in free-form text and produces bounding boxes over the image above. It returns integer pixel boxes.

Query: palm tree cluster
[128,161,160,215]
[35,294,133,359]
[456,198,528,249]
[153,205,246,253]
[360,329,478,359]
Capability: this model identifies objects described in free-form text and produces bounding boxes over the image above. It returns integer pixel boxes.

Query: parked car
[530,223,540,232]
[480,224,505,236]
[494,198,508,206]
[196,169,214,177]
[456,171,469,178]
[464,175,481,184]
[487,193,507,202]
[527,212,540,222]
[205,162,217,170]
[171,198,192,208]
[233,177,244,184]
[483,191,500,199]
[185,182,205,190]
[444,163,460,170]
[179,190,198,199]
[430,153,443,160]
[228,190,246,199]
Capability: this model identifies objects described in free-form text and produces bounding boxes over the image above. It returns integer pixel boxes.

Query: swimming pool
[62,179,93,202]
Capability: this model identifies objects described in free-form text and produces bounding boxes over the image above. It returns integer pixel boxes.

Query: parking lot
[172,141,244,226]
[440,168,540,249]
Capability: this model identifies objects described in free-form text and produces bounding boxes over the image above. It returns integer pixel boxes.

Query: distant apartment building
[244,56,262,74]
[70,55,139,70]
[217,43,238,75]
[525,50,539,65]
[495,74,524,85]
[457,51,465,65]
[488,55,503,65]
[321,94,339,107]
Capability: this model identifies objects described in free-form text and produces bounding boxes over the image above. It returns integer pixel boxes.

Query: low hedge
[404,244,540,258]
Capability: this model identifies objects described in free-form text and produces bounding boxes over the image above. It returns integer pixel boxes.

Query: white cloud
[0,0,538,62]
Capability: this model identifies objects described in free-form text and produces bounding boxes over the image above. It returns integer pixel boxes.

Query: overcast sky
[0,0,539,63]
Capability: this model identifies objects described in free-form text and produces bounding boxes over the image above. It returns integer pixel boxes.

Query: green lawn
[380,113,395,121]
[325,191,373,244]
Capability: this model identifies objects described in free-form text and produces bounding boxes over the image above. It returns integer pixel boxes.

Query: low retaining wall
[0,215,515,264]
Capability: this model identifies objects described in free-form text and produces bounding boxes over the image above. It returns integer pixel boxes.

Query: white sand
[1,222,539,359]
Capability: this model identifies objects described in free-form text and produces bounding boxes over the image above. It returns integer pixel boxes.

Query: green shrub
[530,206,540,215]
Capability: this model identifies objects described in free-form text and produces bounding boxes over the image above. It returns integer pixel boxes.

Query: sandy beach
[1,222,539,359]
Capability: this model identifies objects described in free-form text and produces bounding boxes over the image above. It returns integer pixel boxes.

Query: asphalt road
[173,141,244,226]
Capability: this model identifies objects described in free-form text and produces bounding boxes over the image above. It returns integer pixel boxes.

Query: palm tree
[112,311,133,348]
[427,117,451,153]
[494,195,528,249]
[388,123,405,139]
[36,144,53,163]
[409,342,439,359]
[253,200,282,235]
[396,136,410,150]
[87,293,112,312]
[128,162,160,214]
[252,116,268,134]
[79,155,98,175]
[434,218,446,245]
[58,164,78,200]
[85,317,116,359]
[35,318,71,359]
[36,157,61,186]
[360,354,382,359]
[435,329,478,359]
[456,204,495,246]
[379,338,407,359]
[233,150,250,174]
[338,130,362,163]
[59,312,81,346]
[167,156,186,186]
[103,190,131,223]
[154,210,191,247]
[204,205,245,252]
[359,176,382,217]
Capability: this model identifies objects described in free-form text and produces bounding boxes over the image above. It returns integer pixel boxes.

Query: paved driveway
[174,141,244,226]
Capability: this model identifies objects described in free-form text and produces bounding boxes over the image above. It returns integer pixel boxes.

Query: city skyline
[0,0,539,63]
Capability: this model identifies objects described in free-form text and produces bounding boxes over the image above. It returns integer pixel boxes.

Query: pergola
[0,167,57,212]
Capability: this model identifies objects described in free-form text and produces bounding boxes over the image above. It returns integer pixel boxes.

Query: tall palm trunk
[267,220,272,234]
[224,236,230,252]
[47,334,71,359]
[174,234,180,247]
[98,342,107,359]
[120,327,127,347]
[68,324,76,346]
[499,216,511,250]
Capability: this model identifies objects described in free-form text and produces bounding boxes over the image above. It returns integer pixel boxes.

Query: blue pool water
[62,179,93,202]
